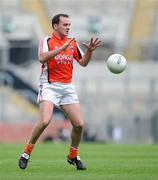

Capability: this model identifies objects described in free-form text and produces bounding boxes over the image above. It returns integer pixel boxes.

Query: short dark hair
[51,14,69,29]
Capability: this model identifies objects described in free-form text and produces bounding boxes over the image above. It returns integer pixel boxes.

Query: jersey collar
[52,33,67,42]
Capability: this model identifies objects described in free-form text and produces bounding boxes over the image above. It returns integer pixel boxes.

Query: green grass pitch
[0,143,158,180]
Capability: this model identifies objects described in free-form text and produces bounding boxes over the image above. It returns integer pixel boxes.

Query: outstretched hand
[61,38,75,51]
[82,38,102,51]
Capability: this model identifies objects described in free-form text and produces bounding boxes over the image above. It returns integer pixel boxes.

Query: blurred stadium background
[0,0,158,144]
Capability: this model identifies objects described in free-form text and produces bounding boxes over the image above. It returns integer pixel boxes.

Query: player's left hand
[82,38,102,51]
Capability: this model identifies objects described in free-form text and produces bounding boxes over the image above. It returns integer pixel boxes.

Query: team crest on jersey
[69,45,74,53]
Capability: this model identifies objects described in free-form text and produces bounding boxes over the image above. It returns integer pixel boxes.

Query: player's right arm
[38,37,74,64]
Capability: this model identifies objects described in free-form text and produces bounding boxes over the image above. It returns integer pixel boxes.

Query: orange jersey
[38,33,83,83]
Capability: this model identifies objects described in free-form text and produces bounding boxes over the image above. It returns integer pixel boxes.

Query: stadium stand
[21,0,52,35]
[125,0,158,61]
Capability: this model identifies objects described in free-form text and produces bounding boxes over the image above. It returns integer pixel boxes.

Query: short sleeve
[73,41,84,62]
[38,37,49,58]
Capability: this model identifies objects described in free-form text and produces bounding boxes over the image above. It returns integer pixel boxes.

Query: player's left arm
[78,38,102,66]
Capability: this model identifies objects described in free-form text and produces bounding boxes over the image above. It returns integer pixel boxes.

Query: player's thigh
[61,103,84,127]
[39,100,54,123]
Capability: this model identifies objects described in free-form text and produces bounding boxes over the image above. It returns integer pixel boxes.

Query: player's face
[56,17,71,37]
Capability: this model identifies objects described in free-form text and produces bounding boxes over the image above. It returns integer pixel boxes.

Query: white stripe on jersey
[76,42,84,57]
[38,36,51,83]
[38,36,51,59]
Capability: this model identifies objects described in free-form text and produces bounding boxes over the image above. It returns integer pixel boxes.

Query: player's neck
[53,31,66,40]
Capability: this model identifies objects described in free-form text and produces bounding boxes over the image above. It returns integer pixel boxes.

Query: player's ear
[54,24,58,30]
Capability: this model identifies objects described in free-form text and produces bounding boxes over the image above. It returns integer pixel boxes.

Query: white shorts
[37,82,79,106]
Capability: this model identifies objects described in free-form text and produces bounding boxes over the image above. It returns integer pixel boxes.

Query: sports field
[0,143,158,180]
